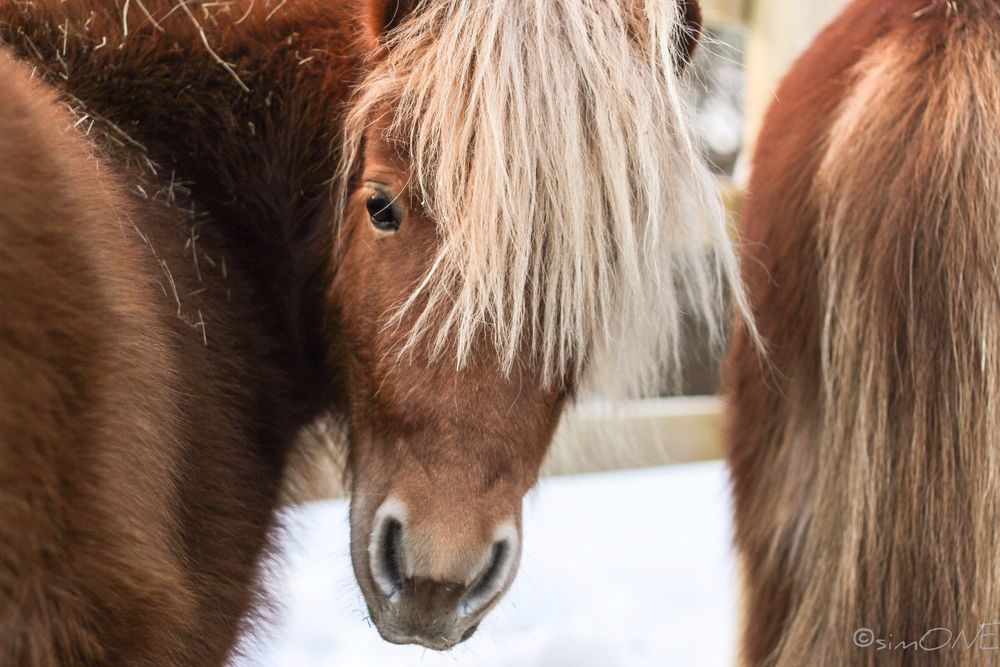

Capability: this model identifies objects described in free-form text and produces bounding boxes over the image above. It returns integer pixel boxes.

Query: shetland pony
[0,0,741,664]
[726,0,1000,664]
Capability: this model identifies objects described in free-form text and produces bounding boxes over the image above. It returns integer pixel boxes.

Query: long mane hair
[340,0,751,394]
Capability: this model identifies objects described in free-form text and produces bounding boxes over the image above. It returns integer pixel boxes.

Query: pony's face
[328,115,568,649]
[326,0,728,651]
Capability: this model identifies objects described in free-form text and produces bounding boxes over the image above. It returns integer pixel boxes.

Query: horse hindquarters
[0,53,198,666]
[728,2,1000,665]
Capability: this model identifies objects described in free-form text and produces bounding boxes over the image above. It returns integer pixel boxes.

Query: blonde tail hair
[775,15,1000,665]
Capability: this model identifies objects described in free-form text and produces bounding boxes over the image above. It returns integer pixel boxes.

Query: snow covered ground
[235,461,738,667]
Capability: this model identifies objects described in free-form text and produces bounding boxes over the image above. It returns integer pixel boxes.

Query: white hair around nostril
[369,497,408,602]
[458,521,519,618]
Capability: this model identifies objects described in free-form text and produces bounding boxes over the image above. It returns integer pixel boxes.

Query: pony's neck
[0,0,362,400]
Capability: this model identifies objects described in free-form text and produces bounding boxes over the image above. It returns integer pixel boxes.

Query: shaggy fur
[0,2,357,664]
[726,1,1000,664]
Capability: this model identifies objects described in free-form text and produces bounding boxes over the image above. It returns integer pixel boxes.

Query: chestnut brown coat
[726,1,1000,664]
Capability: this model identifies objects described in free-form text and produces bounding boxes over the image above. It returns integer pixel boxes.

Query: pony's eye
[366,192,401,232]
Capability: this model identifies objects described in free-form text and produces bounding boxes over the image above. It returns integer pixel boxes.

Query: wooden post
[742,0,849,157]
[699,0,745,24]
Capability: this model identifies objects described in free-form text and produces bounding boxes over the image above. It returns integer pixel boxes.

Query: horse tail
[770,8,1000,665]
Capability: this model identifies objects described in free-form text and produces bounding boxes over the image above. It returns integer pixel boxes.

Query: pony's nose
[366,498,517,649]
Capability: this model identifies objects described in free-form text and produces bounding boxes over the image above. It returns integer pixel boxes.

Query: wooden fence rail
[282,397,726,504]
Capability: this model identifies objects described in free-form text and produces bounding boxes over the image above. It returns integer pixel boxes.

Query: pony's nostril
[469,540,506,599]
[369,503,407,601]
[380,518,404,594]
[459,534,514,617]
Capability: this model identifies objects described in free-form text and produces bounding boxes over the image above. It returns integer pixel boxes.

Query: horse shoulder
[0,50,203,666]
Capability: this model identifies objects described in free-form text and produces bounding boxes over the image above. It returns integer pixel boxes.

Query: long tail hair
[776,12,1000,665]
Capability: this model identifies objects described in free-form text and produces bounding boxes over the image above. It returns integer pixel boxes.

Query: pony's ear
[676,0,703,71]
[360,0,419,47]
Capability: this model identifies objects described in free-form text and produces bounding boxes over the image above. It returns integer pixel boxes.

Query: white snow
[235,461,737,667]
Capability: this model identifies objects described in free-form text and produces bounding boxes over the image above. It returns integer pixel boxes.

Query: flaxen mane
[342,0,749,392]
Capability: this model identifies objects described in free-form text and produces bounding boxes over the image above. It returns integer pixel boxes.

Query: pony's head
[327,0,737,649]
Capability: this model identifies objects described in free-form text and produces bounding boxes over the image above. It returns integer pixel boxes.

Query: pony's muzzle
[364,497,519,650]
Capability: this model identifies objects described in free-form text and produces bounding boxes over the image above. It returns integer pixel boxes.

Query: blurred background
[237,1,850,665]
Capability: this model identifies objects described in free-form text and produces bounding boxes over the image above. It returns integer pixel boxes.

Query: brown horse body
[0,3,362,664]
[727,1,1000,664]
[0,0,733,664]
